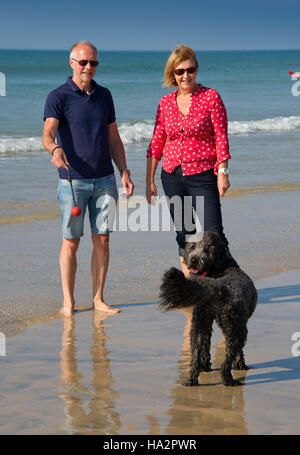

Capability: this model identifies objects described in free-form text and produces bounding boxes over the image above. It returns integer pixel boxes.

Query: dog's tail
[159,267,222,312]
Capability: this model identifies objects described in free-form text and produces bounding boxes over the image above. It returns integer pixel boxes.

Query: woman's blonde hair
[163,45,198,88]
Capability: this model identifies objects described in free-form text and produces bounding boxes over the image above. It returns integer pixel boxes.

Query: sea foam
[229,115,300,135]
[0,115,300,154]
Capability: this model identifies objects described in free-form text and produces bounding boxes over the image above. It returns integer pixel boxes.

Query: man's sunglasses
[174,66,196,76]
[72,58,99,67]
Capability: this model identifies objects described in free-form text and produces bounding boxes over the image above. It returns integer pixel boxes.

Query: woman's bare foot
[217,333,226,348]
[93,298,120,314]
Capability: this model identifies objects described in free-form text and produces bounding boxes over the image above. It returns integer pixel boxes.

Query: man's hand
[51,147,69,170]
[217,174,230,197]
[121,169,134,198]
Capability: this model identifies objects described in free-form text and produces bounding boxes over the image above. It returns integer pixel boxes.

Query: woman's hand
[146,181,157,204]
[217,174,230,197]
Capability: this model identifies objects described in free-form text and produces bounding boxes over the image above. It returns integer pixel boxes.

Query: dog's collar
[201,272,207,277]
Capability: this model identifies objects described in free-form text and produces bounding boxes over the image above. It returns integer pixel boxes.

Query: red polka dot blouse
[146,85,231,175]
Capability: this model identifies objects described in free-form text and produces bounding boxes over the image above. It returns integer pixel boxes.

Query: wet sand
[0,269,300,435]
[0,188,300,337]
[0,188,300,434]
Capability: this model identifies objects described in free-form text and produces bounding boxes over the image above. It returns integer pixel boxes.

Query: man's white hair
[70,41,98,59]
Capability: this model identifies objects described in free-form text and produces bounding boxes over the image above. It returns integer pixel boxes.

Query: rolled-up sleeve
[146,101,167,161]
[211,92,231,174]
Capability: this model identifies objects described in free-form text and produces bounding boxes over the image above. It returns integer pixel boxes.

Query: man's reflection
[59,311,121,434]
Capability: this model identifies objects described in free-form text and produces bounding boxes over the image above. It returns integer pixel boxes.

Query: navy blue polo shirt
[44,77,115,179]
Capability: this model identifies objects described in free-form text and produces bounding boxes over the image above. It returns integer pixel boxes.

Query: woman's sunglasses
[72,58,99,67]
[174,66,196,76]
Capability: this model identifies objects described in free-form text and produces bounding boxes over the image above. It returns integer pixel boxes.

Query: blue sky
[1,0,300,50]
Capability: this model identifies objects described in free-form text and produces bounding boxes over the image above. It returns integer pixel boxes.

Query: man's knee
[92,233,109,250]
[61,238,80,255]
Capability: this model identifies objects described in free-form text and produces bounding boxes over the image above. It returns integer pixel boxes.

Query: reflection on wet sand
[165,319,249,435]
[59,312,121,435]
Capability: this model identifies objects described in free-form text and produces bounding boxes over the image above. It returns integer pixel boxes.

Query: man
[42,41,134,317]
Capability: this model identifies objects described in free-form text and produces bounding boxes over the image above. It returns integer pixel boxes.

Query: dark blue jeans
[161,166,228,256]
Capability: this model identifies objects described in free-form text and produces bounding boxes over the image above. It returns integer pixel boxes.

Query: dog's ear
[210,233,230,269]
[184,241,194,263]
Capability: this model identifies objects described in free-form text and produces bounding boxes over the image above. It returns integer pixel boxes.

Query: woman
[146,45,231,278]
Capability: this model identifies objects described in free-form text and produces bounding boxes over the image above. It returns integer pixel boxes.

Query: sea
[0,49,300,223]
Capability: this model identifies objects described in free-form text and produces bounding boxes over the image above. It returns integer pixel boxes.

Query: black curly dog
[159,232,257,386]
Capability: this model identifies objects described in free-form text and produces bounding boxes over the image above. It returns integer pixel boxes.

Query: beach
[0,263,300,435]
[1,49,300,435]
[1,186,300,337]
[1,186,300,434]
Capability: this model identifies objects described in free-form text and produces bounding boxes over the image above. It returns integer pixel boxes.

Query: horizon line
[0,47,300,53]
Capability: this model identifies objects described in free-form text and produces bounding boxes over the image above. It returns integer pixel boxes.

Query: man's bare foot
[59,305,74,317]
[93,298,120,314]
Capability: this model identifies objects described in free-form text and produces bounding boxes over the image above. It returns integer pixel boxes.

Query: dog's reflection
[59,312,121,435]
[165,320,249,435]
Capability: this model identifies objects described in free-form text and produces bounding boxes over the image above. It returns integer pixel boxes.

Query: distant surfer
[289,71,300,79]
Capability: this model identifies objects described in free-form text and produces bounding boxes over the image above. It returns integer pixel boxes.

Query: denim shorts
[57,173,118,239]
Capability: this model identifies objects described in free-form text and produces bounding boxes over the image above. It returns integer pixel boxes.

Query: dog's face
[184,232,226,275]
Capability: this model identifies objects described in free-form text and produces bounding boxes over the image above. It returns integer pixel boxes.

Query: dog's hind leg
[184,308,214,386]
[233,323,249,370]
[220,321,247,386]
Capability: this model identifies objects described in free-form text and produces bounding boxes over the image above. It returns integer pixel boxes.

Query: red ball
[71,206,82,217]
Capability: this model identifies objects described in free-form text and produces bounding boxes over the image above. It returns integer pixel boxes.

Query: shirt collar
[173,83,203,98]
[66,76,97,94]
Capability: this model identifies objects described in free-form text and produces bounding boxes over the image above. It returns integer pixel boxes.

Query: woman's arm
[146,157,159,204]
[211,92,231,197]
[146,101,167,204]
[217,160,230,197]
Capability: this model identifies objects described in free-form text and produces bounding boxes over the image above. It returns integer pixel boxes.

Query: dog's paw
[223,377,243,387]
[233,361,250,371]
[199,365,212,372]
[183,378,199,387]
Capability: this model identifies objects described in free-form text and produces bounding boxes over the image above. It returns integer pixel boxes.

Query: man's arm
[108,121,134,197]
[42,117,69,170]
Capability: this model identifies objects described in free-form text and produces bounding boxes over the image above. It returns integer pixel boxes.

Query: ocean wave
[0,136,43,155]
[1,115,300,154]
[229,115,300,135]
[119,115,300,142]
[118,120,155,145]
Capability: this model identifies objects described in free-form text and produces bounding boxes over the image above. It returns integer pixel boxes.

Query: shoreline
[1,184,300,225]
[2,265,300,340]
[1,188,300,338]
